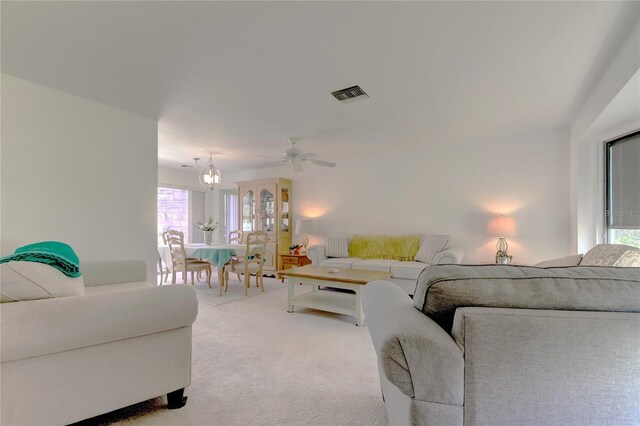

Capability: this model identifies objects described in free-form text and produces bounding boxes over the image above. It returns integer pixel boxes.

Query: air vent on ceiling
[331,85,369,103]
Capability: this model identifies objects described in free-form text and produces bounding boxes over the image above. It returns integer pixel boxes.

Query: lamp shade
[295,219,314,235]
[487,216,517,238]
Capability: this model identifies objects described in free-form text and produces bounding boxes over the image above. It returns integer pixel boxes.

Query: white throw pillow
[534,254,583,268]
[415,236,450,264]
[580,244,640,267]
[325,235,350,258]
[0,261,85,303]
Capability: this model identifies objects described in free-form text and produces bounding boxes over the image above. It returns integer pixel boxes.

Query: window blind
[607,133,640,229]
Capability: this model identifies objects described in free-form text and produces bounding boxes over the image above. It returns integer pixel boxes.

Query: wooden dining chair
[223,230,268,296]
[162,230,202,283]
[227,230,244,282]
[166,230,212,287]
[228,230,243,245]
[161,231,170,283]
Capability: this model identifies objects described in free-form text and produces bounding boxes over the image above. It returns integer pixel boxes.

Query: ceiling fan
[258,138,336,172]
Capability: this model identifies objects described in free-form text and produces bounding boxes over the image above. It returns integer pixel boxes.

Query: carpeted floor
[75,275,388,425]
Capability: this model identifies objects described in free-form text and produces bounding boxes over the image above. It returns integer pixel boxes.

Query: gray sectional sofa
[362,264,640,426]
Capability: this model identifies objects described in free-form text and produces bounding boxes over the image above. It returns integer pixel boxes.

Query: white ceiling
[2,1,639,172]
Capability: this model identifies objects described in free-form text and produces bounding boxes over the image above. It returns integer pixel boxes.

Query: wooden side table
[280,253,312,282]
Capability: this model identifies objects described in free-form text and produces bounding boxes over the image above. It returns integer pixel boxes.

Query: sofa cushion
[348,234,421,261]
[320,258,362,269]
[534,254,583,268]
[390,261,430,280]
[580,244,640,267]
[1,261,85,303]
[415,235,450,264]
[413,264,640,331]
[352,259,401,272]
[325,235,350,258]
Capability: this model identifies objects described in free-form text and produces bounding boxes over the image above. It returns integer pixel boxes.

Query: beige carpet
[76,276,388,426]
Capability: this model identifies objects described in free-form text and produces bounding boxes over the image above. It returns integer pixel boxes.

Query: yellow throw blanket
[349,234,421,261]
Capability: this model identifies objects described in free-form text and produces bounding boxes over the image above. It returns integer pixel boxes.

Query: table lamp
[487,215,517,264]
[295,219,314,251]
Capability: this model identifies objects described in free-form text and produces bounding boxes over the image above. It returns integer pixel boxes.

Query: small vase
[203,230,213,245]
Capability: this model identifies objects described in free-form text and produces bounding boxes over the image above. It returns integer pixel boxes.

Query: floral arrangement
[194,217,218,232]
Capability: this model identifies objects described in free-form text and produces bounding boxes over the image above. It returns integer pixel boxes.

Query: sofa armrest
[81,260,148,287]
[1,285,198,362]
[362,281,464,406]
[306,245,327,265]
[432,247,465,265]
[450,307,640,425]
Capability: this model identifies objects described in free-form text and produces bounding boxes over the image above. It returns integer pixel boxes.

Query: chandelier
[194,155,221,190]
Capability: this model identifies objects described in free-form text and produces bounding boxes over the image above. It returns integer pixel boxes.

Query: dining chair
[161,231,170,283]
[162,230,202,283]
[157,250,165,286]
[223,230,268,296]
[228,230,243,245]
[227,230,244,282]
[166,230,212,287]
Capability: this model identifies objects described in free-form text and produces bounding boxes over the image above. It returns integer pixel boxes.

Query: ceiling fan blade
[308,159,336,168]
[299,152,318,160]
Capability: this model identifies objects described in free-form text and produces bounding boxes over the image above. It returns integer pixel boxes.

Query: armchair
[1,260,198,425]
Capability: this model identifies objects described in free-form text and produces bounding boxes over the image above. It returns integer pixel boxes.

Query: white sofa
[1,260,198,425]
[307,235,465,295]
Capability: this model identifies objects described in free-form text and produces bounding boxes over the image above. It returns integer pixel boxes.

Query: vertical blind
[225,193,239,242]
[607,132,640,229]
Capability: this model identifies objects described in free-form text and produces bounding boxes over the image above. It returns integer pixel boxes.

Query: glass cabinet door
[280,187,289,232]
[242,190,255,232]
[260,188,275,232]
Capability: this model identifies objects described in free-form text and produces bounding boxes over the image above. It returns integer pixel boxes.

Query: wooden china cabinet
[237,178,292,274]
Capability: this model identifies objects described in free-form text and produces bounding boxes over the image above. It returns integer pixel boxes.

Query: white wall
[158,166,201,189]
[1,74,158,279]
[570,17,640,253]
[220,128,571,265]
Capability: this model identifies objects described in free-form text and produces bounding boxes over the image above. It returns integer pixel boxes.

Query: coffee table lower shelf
[288,289,357,317]
[281,265,391,327]
[286,279,364,326]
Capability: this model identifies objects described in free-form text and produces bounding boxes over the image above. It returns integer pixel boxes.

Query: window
[605,130,640,248]
[158,187,189,244]
[157,187,206,245]
[222,189,239,243]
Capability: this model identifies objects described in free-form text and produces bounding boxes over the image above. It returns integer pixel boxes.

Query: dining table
[158,243,246,286]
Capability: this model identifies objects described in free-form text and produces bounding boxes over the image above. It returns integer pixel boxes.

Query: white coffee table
[278,265,391,326]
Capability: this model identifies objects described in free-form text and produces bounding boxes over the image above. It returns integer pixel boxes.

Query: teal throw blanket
[0,241,81,277]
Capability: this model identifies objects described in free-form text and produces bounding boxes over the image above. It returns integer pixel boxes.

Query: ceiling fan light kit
[194,155,222,190]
